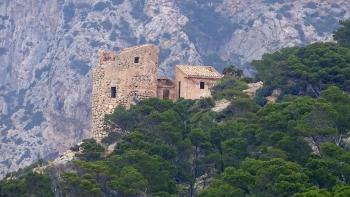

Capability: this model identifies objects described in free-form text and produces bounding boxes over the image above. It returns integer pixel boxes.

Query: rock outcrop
[243,81,264,98]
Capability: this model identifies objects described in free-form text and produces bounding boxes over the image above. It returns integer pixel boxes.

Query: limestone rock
[243,81,264,98]
[266,89,282,104]
[1,0,350,178]
[212,99,231,112]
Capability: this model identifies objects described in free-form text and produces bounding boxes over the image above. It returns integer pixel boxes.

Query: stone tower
[92,44,159,141]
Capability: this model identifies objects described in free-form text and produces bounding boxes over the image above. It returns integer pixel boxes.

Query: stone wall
[175,67,220,100]
[92,45,158,141]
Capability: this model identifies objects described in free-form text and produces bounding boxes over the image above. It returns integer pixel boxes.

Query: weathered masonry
[92,44,159,141]
[92,44,223,141]
[157,77,176,100]
[175,65,223,100]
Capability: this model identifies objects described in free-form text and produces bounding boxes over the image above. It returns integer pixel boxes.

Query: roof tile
[176,65,223,78]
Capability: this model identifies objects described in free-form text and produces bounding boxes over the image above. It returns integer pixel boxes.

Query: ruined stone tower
[92,44,159,141]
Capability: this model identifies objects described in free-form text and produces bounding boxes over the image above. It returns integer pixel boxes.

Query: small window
[134,57,140,63]
[111,87,117,98]
[200,82,205,89]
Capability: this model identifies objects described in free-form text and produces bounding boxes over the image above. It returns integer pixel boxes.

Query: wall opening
[178,81,181,98]
[200,81,205,89]
[134,57,140,63]
[111,87,117,98]
[163,89,170,99]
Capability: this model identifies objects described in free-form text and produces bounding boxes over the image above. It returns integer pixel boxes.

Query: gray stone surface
[0,0,349,178]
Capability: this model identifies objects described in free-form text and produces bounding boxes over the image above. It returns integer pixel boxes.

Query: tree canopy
[253,42,350,97]
[1,19,350,197]
[334,19,350,47]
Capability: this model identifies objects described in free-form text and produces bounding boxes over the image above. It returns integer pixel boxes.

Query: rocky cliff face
[0,0,349,178]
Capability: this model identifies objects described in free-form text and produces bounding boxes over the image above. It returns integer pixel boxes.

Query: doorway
[163,89,170,99]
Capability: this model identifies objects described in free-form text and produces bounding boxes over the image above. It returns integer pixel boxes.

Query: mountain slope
[0,0,349,177]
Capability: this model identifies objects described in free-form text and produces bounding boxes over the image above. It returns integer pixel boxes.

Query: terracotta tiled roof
[176,65,223,79]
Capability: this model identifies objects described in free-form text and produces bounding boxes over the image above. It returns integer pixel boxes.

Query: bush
[76,139,105,161]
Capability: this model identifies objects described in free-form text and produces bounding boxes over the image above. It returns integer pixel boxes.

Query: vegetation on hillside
[334,19,350,47]
[252,19,350,98]
[1,19,350,197]
[0,169,53,197]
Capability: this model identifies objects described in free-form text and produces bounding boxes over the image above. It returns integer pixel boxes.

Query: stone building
[92,44,223,141]
[92,44,159,140]
[175,65,223,100]
[157,77,176,100]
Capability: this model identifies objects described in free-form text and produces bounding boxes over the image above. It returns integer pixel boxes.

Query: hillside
[1,0,350,178]
[1,23,350,196]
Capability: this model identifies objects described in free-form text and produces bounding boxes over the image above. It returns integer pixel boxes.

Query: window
[178,81,181,98]
[111,87,117,98]
[200,82,205,89]
[134,57,140,63]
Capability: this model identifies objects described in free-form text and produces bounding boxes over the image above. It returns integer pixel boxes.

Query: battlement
[98,50,116,65]
[120,44,156,52]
